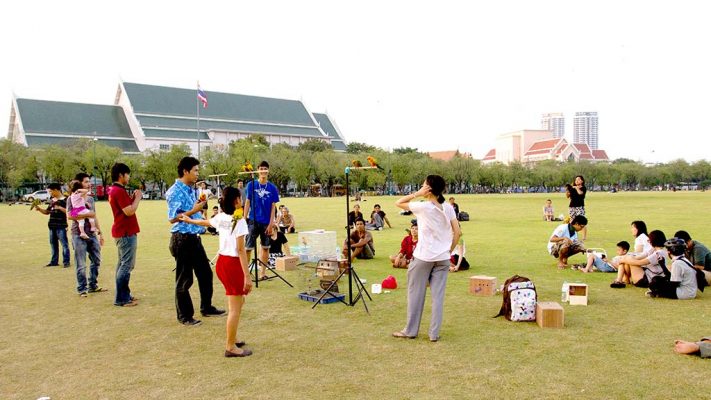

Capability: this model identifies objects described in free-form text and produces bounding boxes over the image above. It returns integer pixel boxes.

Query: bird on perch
[352,159,363,168]
[367,156,384,170]
[241,160,254,172]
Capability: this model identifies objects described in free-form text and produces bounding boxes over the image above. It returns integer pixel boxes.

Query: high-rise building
[573,111,599,150]
[541,113,565,138]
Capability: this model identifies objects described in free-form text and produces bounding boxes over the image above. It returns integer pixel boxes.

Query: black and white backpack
[494,275,537,321]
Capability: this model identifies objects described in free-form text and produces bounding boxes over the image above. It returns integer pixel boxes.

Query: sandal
[610,281,626,289]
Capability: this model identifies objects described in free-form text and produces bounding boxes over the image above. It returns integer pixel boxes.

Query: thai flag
[197,87,208,109]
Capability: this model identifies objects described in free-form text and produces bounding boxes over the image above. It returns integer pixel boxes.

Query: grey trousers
[402,257,450,339]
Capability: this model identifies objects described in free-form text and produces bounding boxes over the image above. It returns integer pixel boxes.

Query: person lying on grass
[547,215,587,269]
[610,230,668,288]
[675,337,711,358]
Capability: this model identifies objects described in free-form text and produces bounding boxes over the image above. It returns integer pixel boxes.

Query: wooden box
[317,259,341,279]
[568,283,588,305]
[469,276,497,296]
[536,302,564,328]
[275,256,299,271]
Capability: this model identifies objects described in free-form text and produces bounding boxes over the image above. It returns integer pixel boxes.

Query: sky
[2,0,710,163]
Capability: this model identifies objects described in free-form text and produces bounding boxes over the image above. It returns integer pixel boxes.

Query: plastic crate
[297,290,345,304]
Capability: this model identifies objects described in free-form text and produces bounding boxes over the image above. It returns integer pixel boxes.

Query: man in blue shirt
[167,156,225,326]
[244,161,280,280]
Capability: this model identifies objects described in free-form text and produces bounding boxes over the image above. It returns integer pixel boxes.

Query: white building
[573,111,599,150]
[541,113,565,139]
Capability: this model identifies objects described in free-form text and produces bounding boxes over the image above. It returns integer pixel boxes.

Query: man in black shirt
[34,183,70,267]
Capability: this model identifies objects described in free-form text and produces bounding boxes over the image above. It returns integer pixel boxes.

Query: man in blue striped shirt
[167,156,225,326]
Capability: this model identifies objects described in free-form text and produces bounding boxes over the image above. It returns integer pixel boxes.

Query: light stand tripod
[239,170,293,289]
[313,166,375,312]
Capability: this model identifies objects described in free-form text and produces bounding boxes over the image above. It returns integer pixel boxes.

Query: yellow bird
[241,160,254,172]
[352,160,363,168]
[367,156,384,170]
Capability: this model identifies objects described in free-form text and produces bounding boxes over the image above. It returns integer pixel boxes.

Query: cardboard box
[536,301,564,328]
[275,256,299,271]
[317,259,341,279]
[568,283,588,305]
[469,276,497,296]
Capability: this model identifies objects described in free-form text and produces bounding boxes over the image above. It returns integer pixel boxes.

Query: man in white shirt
[548,215,587,269]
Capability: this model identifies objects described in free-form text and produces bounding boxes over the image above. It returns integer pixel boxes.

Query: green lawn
[1,191,710,399]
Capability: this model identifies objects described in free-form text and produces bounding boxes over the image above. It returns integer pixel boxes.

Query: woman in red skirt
[181,186,253,357]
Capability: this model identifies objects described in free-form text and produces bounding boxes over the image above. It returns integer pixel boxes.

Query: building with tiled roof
[8,82,347,154]
[481,130,609,164]
[8,98,140,153]
[428,150,472,161]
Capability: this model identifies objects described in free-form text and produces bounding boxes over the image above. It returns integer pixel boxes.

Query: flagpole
[197,81,201,159]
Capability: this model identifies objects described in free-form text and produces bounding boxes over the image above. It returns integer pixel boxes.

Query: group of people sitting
[548,217,710,300]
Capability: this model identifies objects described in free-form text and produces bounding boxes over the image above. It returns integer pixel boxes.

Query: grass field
[1,191,710,399]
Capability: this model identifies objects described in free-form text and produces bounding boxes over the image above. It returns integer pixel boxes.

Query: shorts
[633,275,649,288]
[550,241,585,258]
[569,206,586,218]
[246,221,271,250]
[591,255,617,272]
[215,254,247,296]
[70,206,88,218]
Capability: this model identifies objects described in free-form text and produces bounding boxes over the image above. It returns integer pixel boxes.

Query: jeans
[169,233,214,322]
[115,235,137,305]
[73,234,101,293]
[49,227,70,265]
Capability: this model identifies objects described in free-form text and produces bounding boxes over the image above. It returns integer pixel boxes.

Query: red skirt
[215,254,247,296]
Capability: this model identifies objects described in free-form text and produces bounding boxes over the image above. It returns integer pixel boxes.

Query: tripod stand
[239,170,293,289]
[313,166,375,312]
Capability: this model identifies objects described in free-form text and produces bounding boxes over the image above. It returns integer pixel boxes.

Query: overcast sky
[2,1,710,163]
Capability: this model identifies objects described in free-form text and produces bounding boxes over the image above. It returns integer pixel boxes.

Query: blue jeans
[49,227,70,265]
[73,234,101,293]
[115,235,137,305]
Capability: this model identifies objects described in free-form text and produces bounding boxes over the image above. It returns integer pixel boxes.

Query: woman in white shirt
[392,175,461,342]
[611,230,668,289]
[181,187,253,357]
[630,220,653,255]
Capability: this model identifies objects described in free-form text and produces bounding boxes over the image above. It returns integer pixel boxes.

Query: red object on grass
[382,275,397,289]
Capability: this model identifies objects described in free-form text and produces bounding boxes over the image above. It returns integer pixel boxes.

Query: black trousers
[649,276,678,299]
[169,233,214,322]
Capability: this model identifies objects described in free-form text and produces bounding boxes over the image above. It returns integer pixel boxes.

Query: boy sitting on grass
[580,241,630,273]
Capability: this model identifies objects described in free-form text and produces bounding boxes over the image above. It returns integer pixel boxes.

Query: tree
[37,145,77,184]
[297,139,330,152]
[346,142,377,154]
[0,139,38,187]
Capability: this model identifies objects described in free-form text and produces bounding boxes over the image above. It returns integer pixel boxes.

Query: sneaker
[181,319,202,326]
[79,292,88,297]
[63,264,70,268]
[645,290,657,298]
[44,263,59,267]
[201,307,226,317]
[88,287,107,293]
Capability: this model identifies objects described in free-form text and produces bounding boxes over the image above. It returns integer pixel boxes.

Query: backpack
[459,212,470,221]
[494,275,537,321]
[680,257,708,293]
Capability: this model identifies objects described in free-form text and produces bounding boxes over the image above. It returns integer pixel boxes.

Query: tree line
[1,136,710,198]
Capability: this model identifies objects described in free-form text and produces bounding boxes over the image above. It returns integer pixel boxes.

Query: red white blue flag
[197,86,208,109]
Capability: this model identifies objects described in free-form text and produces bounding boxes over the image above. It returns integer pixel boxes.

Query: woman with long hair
[392,175,461,342]
[568,175,587,241]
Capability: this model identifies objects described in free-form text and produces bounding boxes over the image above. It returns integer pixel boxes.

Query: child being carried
[69,181,96,239]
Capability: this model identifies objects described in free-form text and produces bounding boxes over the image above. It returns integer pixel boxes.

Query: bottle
[561,281,569,302]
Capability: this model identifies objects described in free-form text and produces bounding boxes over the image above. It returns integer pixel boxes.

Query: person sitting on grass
[580,241,629,273]
[390,220,418,268]
[449,239,469,272]
[348,204,364,228]
[611,230,668,288]
[629,220,652,255]
[547,215,587,269]
[343,218,374,261]
[276,206,296,233]
[674,230,711,286]
[268,227,291,267]
[180,187,253,357]
[366,204,391,230]
[647,237,698,299]
[543,199,554,222]
[674,337,711,358]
